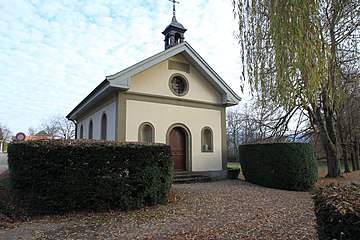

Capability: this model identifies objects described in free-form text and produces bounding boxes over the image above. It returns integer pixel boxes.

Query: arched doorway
[169,127,187,171]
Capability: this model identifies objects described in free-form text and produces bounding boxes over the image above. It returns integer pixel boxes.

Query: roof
[162,16,187,34]
[35,130,51,136]
[67,42,241,120]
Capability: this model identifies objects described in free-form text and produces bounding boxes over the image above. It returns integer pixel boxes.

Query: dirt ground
[316,170,360,188]
[1,169,358,240]
[1,180,318,240]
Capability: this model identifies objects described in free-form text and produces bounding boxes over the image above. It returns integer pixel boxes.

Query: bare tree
[41,115,75,139]
[27,127,37,136]
[0,123,13,142]
[226,106,243,160]
[57,117,76,139]
[226,97,311,160]
[337,89,360,171]
[347,86,360,171]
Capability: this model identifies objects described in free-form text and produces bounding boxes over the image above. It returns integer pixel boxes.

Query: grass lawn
[229,160,349,176]
[317,160,348,177]
[227,162,240,169]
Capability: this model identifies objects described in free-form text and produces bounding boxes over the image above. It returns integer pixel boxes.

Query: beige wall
[129,54,222,104]
[126,100,223,171]
[74,52,229,172]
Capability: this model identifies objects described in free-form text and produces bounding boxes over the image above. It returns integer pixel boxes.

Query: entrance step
[173,172,212,184]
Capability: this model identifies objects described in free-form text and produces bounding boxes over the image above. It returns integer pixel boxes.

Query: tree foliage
[233,0,358,108]
[233,0,360,177]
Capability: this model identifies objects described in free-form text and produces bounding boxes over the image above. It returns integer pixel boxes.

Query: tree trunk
[350,149,356,171]
[319,130,341,177]
[233,129,238,161]
[337,114,350,173]
[354,141,360,170]
[325,147,341,177]
[342,146,351,173]
[308,104,341,177]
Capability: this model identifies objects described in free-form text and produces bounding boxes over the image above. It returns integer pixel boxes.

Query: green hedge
[314,184,360,240]
[8,140,173,215]
[239,142,318,191]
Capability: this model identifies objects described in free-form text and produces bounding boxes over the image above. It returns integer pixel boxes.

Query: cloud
[0,0,244,134]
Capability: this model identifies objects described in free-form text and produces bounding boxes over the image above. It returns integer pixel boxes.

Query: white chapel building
[67,5,240,178]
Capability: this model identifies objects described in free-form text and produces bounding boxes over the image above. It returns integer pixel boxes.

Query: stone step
[173,174,204,179]
[173,172,212,184]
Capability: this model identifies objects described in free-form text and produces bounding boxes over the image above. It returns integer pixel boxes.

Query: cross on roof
[169,0,179,18]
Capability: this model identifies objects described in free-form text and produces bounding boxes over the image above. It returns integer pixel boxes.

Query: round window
[169,75,188,96]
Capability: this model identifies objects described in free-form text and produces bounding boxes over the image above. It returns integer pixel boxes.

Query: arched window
[88,120,93,139]
[101,113,107,140]
[138,122,155,142]
[201,127,213,152]
[79,125,84,139]
[175,33,181,44]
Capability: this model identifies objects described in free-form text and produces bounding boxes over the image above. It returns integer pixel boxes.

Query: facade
[67,10,240,178]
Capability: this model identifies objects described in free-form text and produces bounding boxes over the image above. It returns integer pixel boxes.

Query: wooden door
[169,127,186,171]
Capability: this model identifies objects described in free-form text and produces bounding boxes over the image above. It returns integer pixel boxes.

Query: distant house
[26,131,53,141]
[66,7,240,178]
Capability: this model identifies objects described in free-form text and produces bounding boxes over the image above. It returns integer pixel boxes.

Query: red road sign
[15,132,26,141]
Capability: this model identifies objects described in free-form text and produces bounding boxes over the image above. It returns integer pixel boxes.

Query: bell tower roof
[162,0,187,50]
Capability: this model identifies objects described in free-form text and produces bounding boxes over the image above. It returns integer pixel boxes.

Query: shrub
[314,184,360,240]
[7,140,172,215]
[239,142,318,191]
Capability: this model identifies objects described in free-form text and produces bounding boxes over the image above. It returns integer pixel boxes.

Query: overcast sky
[0,0,246,135]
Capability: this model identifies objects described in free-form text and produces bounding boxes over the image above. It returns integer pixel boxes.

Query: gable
[106,42,240,105]
[67,42,240,121]
[129,53,222,104]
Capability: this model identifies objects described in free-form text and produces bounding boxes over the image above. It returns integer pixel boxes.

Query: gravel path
[0,154,8,174]
[1,180,318,239]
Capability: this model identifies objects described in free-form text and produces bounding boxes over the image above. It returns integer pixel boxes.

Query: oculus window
[169,74,189,96]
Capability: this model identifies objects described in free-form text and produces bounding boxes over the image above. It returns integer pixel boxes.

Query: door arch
[167,124,191,172]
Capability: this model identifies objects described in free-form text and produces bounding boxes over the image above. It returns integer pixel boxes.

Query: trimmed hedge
[7,140,173,215]
[239,142,318,191]
[314,184,360,240]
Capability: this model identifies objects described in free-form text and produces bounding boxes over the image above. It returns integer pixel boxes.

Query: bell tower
[162,0,187,50]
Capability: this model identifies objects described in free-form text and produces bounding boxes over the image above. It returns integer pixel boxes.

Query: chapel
[67,1,240,179]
